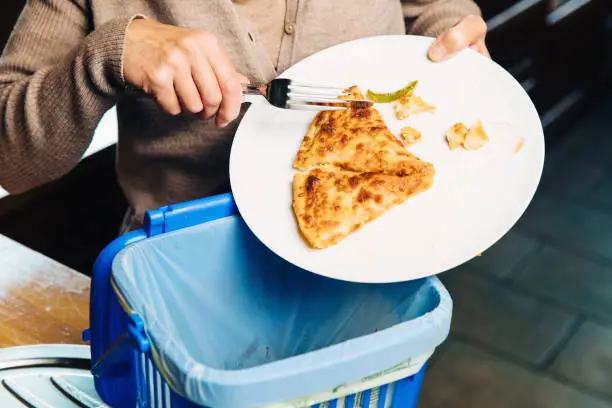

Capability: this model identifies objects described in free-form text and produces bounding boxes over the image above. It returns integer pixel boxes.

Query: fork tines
[286,81,371,110]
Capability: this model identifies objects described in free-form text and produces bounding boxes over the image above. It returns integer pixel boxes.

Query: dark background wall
[0,2,23,46]
[0,0,611,274]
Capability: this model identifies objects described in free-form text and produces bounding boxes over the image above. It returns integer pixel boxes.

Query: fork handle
[126,83,264,105]
[242,83,265,95]
[242,93,264,105]
[241,83,265,105]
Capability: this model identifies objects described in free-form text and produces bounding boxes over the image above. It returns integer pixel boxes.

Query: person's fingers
[176,32,222,119]
[174,70,204,114]
[127,22,244,123]
[428,15,487,62]
[470,39,490,58]
[163,38,204,114]
[191,61,223,119]
[206,40,243,127]
[216,74,243,128]
[148,66,182,115]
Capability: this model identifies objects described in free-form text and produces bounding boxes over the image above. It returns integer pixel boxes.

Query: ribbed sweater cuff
[82,14,144,94]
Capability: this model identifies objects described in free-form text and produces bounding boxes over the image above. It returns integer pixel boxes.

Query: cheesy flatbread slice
[340,85,364,100]
[294,86,434,177]
[293,167,434,249]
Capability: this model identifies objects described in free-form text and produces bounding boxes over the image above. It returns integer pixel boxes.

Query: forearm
[0,1,137,194]
[402,0,481,37]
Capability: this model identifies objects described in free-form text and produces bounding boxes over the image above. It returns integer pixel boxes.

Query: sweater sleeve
[0,0,139,194]
[402,0,482,37]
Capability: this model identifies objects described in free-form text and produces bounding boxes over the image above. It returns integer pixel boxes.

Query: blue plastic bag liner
[111,215,452,408]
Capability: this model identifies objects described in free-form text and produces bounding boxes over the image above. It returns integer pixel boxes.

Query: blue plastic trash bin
[85,193,452,408]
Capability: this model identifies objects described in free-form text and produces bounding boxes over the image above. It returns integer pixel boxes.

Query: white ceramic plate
[230,35,544,283]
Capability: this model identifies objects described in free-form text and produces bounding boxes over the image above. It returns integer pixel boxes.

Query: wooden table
[0,234,90,347]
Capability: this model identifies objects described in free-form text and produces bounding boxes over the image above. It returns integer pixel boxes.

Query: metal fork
[242,78,372,111]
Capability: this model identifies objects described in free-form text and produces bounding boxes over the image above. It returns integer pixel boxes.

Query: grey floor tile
[440,271,576,364]
[467,229,540,278]
[553,96,612,167]
[418,342,612,408]
[588,179,612,212]
[539,157,608,199]
[518,192,612,262]
[572,129,612,168]
[550,322,612,398]
[516,245,612,321]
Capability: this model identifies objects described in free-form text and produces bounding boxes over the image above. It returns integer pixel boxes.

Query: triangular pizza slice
[293,86,434,178]
[293,167,434,249]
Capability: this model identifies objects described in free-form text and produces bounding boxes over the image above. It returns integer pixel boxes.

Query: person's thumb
[428,15,487,62]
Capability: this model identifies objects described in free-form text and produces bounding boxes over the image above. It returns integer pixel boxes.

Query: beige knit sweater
[0,0,480,230]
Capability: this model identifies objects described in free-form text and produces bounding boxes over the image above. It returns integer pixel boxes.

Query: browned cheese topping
[292,85,436,249]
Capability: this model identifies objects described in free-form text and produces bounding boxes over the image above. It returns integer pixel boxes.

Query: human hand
[427,15,490,62]
[123,18,247,127]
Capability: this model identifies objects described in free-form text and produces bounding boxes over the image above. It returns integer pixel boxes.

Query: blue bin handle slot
[144,193,237,236]
[92,314,150,378]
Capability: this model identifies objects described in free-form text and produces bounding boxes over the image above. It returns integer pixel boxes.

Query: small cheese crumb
[393,94,435,120]
[463,120,489,150]
[446,122,468,149]
[400,126,422,146]
[407,95,436,114]
[394,94,412,120]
